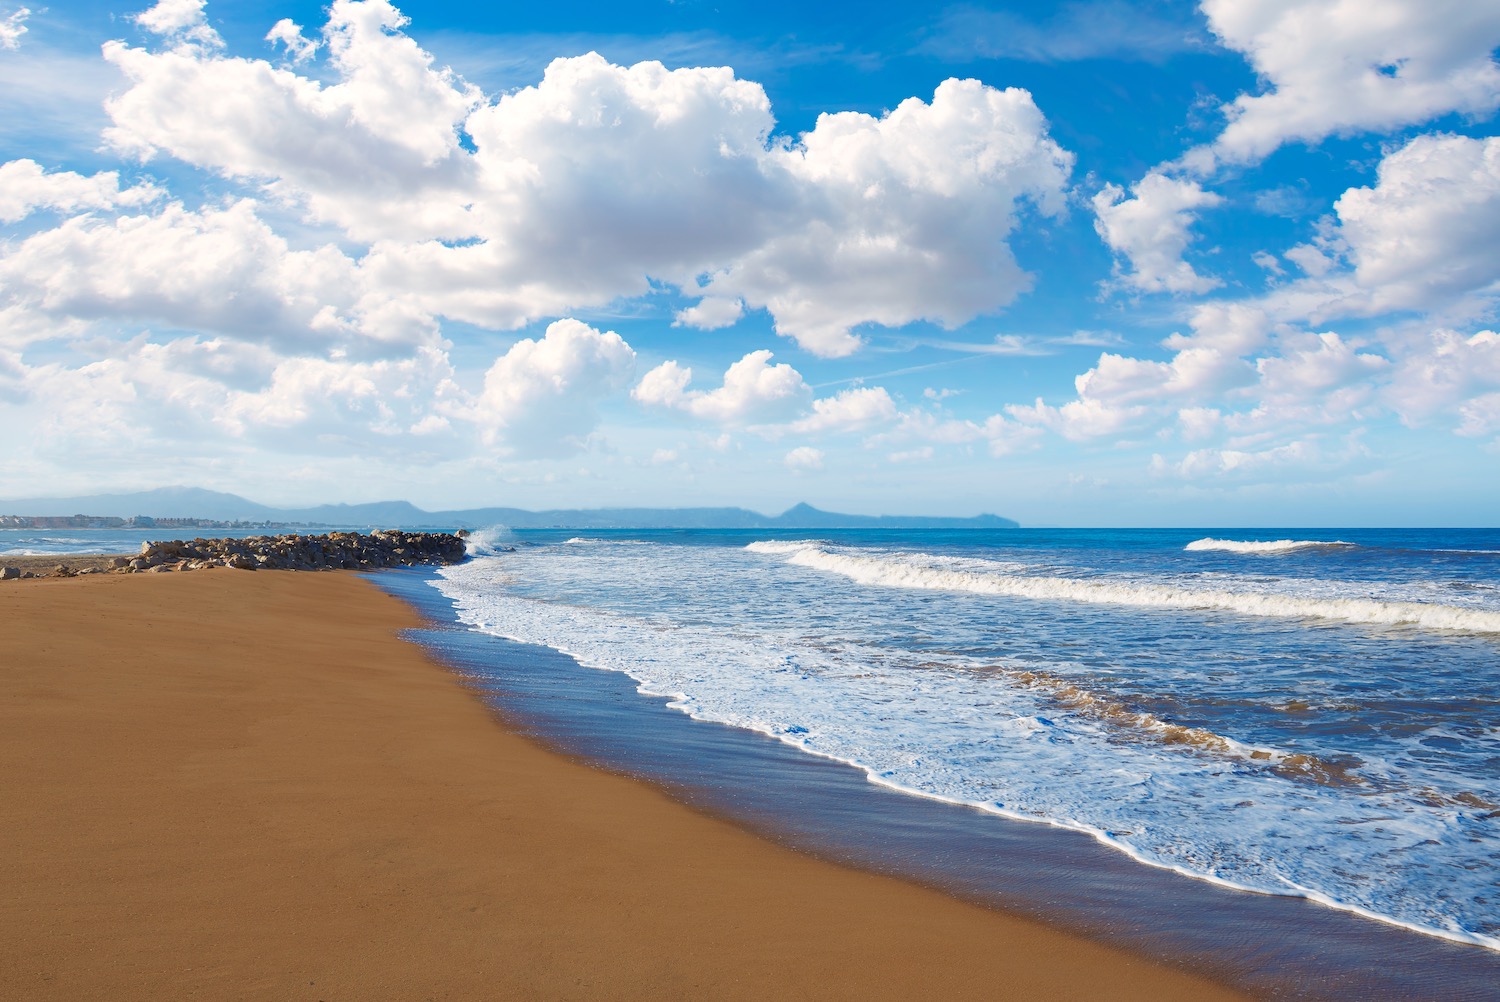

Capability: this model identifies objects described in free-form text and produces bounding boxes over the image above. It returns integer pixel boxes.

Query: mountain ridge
[0,486,1019,529]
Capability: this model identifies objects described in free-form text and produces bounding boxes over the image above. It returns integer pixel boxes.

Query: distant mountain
[0,487,1018,529]
[0,486,280,521]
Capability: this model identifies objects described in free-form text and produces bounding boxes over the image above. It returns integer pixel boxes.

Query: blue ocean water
[0,527,280,557]
[433,526,1500,953]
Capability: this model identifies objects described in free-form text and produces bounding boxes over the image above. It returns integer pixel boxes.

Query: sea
[15,524,1500,997]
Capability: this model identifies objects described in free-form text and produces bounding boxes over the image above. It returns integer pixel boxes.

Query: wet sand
[1,570,1249,1000]
[2,553,124,575]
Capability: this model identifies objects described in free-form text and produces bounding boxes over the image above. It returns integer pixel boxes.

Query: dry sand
[1,570,1251,1000]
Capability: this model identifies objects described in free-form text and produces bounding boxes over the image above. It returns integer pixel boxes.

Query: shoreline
[2,569,1249,999]
[391,566,1500,999]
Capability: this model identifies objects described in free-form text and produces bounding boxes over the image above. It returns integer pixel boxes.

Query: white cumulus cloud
[633,349,810,423]
[265,18,319,63]
[1196,0,1500,167]
[1384,328,1500,433]
[788,386,898,434]
[96,10,1072,356]
[1331,133,1500,315]
[134,0,222,49]
[471,318,637,457]
[692,77,1075,356]
[1093,172,1223,294]
[0,159,160,223]
[0,199,381,351]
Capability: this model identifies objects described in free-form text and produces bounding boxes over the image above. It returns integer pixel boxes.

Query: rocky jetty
[0,530,469,579]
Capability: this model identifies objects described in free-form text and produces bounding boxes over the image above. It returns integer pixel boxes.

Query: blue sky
[1,0,1498,525]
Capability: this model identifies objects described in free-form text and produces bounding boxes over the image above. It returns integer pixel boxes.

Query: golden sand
[0,570,1249,999]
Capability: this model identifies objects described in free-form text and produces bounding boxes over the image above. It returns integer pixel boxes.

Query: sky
[0,0,1498,526]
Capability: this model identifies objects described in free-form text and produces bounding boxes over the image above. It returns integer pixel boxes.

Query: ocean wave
[1185,537,1354,554]
[744,539,831,554]
[461,525,517,556]
[749,542,1500,635]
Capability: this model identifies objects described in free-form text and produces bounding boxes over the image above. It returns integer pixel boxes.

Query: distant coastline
[0,487,1018,531]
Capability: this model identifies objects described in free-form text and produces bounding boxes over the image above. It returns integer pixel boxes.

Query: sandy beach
[1,569,1249,1000]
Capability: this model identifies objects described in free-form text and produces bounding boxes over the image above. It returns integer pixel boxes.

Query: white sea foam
[751,541,1500,634]
[744,539,830,554]
[461,525,516,556]
[1185,537,1354,554]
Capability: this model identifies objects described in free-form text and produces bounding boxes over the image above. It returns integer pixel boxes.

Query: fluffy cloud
[1243,134,1500,330]
[1250,331,1388,426]
[0,159,160,223]
[633,350,810,423]
[690,78,1075,355]
[788,386,898,434]
[471,318,637,456]
[1,2,1071,480]
[1384,328,1500,433]
[1008,303,1269,441]
[103,0,480,242]
[1197,0,1500,166]
[783,446,824,471]
[134,0,221,49]
[219,347,458,443]
[96,7,1072,356]
[0,313,650,465]
[1329,134,1500,315]
[1092,172,1223,294]
[1007,394,1152,442]
[673,297,744,331]
[0,199,376,350]
[265,19,319,64]
[0,6,28,50]
[3,334,462,461]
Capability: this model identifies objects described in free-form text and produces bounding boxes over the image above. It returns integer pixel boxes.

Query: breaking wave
[747,541,1500,635]
[461,525,516,556]
[1186,537,1355,555]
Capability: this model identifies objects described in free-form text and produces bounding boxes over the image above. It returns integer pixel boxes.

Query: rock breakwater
[0,530,469,579]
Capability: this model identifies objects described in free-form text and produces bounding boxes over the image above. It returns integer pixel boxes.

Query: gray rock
[0,566,19,581]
